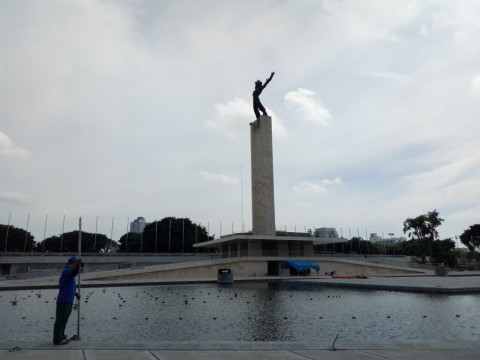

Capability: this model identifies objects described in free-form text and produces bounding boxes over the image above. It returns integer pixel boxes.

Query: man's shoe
[54,339,69,345]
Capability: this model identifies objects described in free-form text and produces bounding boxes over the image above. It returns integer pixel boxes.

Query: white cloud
[294,181,327,195]
[204,97,251,138]
[284,88,331,125]
[364,72,416,84]
[0,131,29,159]
[205,97,287,138]
[471,74,480,97]
[198,171,239,185]
[322,177,342,185]
[294,178,342,196]
[293,202,313,209]
[0,191,29,203]
[268,110,288,139]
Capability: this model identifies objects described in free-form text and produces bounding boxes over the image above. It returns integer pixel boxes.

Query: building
[130,217,147,234]
[314,227,339,239]
[369,233,406,245]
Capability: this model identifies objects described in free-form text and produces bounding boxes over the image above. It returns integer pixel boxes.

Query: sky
[1,0,479,246]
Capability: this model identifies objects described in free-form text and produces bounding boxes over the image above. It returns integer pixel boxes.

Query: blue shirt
[57,266,77,303]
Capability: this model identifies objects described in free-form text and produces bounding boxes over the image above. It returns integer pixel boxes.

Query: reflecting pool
[1,282,479,342]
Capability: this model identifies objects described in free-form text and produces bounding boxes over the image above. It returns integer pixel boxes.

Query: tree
[117,217,213,253]
[431,238,457,268]
[0,224,36,252]
[36,231,117,253]
[118,232,142,253]
[459,224,480,252]
[315,238,385,255]
[387,240,415,256]
[403,209,444,263]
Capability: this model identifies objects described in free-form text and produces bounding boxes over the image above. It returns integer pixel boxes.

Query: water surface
[1,282,478,342]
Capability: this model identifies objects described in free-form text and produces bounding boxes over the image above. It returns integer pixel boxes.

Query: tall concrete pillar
[250,115,276,236]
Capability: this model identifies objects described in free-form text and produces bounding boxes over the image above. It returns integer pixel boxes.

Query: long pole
[365,229,369,255]
[23,213,30,253]
[42,214,48,253]
[155,220,158,253]
[110,217,114,244]
[241,165,244,233]
[357,228,361,254]
[76,217,82,340]
[60,215,65,253]
[93,216,98,253]
[126,218,129,253]
[4,212,11,252]
[168,219,171,253]
[349,228,352,252]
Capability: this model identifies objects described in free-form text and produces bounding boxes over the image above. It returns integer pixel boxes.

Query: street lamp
[388,233,394,255]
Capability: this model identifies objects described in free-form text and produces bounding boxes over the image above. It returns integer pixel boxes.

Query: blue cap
[68,256,78,263]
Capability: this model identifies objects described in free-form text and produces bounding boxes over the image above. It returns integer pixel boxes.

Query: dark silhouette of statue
[252,72,275,120]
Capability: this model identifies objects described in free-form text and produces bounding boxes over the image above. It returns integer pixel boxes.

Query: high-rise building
[130,217,147,234]
[314,227,339,238]
[369,233,406,245]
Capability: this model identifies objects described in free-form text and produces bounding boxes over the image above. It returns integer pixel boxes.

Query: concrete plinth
[250,115,276,236]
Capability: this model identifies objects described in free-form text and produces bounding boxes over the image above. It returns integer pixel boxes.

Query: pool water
[0,282,479,342]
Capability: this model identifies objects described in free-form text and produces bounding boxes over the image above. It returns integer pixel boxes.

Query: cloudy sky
[1,0,479,245]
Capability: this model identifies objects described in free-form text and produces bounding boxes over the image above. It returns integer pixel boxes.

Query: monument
[250,72,276,235]
[193,73,345,276]
[252,72,275,120]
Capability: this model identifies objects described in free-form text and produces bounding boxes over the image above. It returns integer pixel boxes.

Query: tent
[281,260,320,272]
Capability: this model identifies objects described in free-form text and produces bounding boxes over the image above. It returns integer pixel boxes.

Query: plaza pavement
[1,340,479,360]
[287,271,480,293]
[1,272,479,359]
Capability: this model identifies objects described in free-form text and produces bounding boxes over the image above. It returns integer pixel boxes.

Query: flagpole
[75,217,82,340]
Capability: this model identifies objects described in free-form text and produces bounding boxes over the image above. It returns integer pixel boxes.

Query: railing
[457,263,480,271]
[0,253,222,280]
[0,252,219,257]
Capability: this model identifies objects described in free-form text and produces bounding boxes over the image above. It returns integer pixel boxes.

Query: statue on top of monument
[252,71,275,121]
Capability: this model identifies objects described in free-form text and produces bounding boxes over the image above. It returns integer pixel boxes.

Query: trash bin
[217,268,234,284]
[435,265,448,277]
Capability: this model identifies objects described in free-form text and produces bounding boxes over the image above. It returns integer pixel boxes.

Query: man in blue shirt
[53,256,81,345]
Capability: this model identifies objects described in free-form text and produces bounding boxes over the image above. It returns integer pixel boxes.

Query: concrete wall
[91,257,423,281]
[94,260,268,281]
[316,259,422,276]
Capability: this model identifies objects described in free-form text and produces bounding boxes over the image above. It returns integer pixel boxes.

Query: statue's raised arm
[252,71,275,120]
[262,72,275,90]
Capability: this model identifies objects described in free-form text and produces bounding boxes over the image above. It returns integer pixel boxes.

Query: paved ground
[1,340,479,359]
[287,272,480,293]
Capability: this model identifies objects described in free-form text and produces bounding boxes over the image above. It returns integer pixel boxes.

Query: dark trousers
[253,97,267,119]
[53,302,73,343]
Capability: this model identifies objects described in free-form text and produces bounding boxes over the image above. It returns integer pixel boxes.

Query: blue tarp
[281,260,320,272]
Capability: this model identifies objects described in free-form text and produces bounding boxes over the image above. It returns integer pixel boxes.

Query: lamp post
[4,212,11,252]
[388,233,394,255]
[472,235,480,263]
